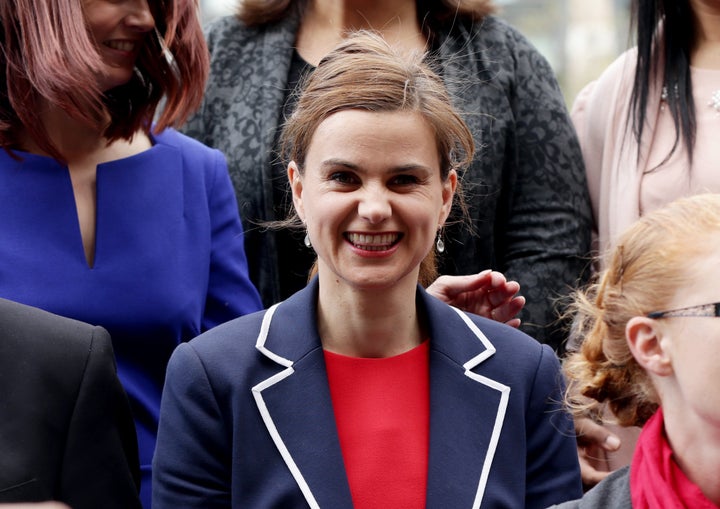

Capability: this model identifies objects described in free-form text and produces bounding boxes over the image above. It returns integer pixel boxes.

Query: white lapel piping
[251,302,321,509]
[450,306,511,509]
[254,303,292,366]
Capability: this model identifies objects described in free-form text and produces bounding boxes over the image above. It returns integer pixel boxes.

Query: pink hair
[0,0,209,161]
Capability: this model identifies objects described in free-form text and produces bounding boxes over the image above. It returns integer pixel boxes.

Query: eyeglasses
[647,302,720,319]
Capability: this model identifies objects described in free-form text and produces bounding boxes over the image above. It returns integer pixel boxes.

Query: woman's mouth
[104,40,138,52]
[345,232,401,251]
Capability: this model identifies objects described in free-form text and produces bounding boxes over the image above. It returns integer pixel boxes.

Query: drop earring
[304,232,312,248]
[436,231,445,253]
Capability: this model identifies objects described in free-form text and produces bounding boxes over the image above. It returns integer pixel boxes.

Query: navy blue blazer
[153,279,582,508]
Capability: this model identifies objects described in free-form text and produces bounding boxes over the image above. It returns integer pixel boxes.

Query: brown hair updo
[279,30,474,287]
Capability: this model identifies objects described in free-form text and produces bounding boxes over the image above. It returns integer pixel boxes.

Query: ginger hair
[563,194,720,426]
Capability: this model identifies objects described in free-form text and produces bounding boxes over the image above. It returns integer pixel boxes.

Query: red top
[324,341,430,509]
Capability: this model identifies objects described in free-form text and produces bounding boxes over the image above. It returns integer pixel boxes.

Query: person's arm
[153,343,231,508]
[570,79,603,237]
[60,327,142,509]
[202,149,263,330]
[524,346,583,508]
[425,270,525,327]
[496,24,593,352]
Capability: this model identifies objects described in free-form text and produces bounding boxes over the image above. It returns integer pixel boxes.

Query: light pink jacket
[571,48,664,265]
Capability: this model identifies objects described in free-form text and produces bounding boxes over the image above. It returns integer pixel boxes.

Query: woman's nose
[357,188,392,224]
[126,0,155,32]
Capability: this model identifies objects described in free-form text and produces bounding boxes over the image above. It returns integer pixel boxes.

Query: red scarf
[630,408,718,509]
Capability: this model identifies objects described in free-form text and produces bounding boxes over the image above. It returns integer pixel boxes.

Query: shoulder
[0,298,107,360]
[465,309,550,362]
[203,14,298,58]
[456,308,564,397]
[204,15,258,46]
[171,308,269,371]
[0,298,115,402]
[152,128,227,179]
[548,467,631,508]
[571,48,638,160]
[450,15,551,67]
[573,48,638,113]
[424,292,554,374]
[438,15,566,107]
[153,128,222,158]
[469,15,535,50]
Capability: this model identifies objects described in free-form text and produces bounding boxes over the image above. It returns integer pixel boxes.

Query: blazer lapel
[251,281,354,508]
[421,291,511,509]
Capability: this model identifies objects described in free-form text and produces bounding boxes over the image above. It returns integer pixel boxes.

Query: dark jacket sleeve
[525,345,583,508]
[0,299,141,508]
[153,342,231,508]
[491,20,592,351]
[440,17,592,353]
[59,326,142,509]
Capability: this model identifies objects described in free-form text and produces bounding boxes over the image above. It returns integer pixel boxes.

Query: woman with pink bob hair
[0,0,262,506]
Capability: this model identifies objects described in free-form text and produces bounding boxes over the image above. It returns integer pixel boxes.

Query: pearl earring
[304,233,312,248]
[436,232,445,253]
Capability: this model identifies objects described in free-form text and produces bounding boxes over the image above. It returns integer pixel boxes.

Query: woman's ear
[288,161,305,221]
[438,169,458,227]
[626,316,673,377]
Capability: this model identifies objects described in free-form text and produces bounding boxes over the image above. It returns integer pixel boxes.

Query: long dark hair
[629,0,695,165]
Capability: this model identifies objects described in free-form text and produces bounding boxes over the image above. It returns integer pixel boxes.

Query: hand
[575,416,621,489]
[426,270,525,327]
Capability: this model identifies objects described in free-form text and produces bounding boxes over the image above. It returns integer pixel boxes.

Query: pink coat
[571,48,664,265]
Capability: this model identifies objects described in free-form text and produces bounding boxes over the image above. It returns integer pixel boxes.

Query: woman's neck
[18,101,151,166]
[18,103,106,161]
[316,272,424,358]
[296,0,426,66]
[663,405,720,505]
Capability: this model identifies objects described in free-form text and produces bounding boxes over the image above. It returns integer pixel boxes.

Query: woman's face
[289,109,456,292]
[657,245,720,429]
[82,0,155,92]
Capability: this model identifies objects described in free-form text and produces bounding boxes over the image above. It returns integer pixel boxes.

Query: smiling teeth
[347,233,398,250]
[106,41,135,52]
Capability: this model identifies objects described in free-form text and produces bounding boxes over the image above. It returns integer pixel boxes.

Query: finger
[430,272,493,297]
[488,296,525,323]
[505,318,521,328]
[579,459,612,487]
[575,417,621,452]
[487,282,521,308]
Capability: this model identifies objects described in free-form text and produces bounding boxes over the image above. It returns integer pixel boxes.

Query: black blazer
[0,298,141,508]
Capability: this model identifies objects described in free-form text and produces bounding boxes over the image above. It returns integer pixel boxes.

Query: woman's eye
[391,174,420,186]
[329,172,357,184]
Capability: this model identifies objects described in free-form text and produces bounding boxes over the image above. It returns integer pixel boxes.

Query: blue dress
[0,129,262,507]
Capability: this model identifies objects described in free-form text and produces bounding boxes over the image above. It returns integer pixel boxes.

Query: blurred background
[197,0,632,107]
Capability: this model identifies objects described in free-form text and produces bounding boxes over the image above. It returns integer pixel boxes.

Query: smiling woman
[82,0,156,92]
[289,109,457,351]
[0,0,262,507]
[153,31,583,509]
